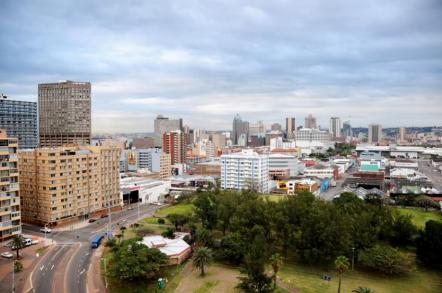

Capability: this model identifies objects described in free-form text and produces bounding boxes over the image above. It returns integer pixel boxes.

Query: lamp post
[101,258,108,288]
[12,260,15,293]
[351,247,355,271]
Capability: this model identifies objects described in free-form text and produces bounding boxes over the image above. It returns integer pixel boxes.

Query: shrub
[161,228,175,239]
[157,218,165,224]
[358,244,412,275]
[135,227,155,237]
[416,220,442,269]
[14,261,23,272]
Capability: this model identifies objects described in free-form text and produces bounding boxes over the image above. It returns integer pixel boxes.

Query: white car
[31,239,40,245]
[40,227,52,233]
[1,252,14,259]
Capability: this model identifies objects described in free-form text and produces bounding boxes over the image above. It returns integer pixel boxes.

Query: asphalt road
[24,204,163,293]
[418,160,442,192]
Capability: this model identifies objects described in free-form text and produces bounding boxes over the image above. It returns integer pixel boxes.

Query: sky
[0,0,441,133]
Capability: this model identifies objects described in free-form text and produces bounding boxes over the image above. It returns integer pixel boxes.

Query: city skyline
[1,0,441,132]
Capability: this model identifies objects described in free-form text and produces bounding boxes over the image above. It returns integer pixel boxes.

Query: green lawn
[278,260,442,293]
[262,194,287,202]
[397,207,442,229]
[155,203,194,217]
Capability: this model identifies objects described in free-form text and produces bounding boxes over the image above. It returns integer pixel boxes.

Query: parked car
[1,252,14,259]
[24,238,32,247]
[100,214,108,218]
[31,239,40,245]
[88,218,97,223]
[40,227,52,233]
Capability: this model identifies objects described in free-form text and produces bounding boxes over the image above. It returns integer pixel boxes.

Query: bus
[91,235,104,248]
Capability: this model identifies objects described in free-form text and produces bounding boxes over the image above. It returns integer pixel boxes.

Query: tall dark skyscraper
[232,114,249,145]
[38,80,91,147]
[0,94,38,149]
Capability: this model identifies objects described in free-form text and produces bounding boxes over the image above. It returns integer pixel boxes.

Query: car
[100,214,108,218]
[88,218,97,223]
[40,227,52,233]
[1,252,14,259]
[24,238,32,247]
[31,239,39,245]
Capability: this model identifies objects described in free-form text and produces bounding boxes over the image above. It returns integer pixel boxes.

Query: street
[418,160,442,192]
[1,203,163,293]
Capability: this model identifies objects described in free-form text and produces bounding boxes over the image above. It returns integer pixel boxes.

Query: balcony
[11,211,20,219]
[9,183,19,190]
[0,220,12,230]
[9,154,17,161]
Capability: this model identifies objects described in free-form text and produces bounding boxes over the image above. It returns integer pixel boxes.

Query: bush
[416,220,442,269]
[389,214,417,246]
[157,218,165,224]
[14,261,23,272]
[105,238,116,248]
[218,232,246,264]
[358,244,412,275]
[135,227,155,237]
[161,228,175,239]
[183,234,192,245]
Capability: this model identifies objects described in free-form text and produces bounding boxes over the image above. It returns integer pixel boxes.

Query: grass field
[397,207,442,229]
[278,260,442,293]
[155,203,194,217]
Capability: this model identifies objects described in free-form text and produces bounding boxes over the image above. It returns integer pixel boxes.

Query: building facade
[268,153,304,179]
[18,146,120,226]
[0,130,21,242]
[221,149,269,193]
[304,114,317,129]
[0,95,38,149]
[154,115,183,147]
[329,117,341,139]
[368,124,383,144]
[160,152,172,179]
[285,117,296,138]
[132,137,155,149]
[294,128,331,143]
[232,114,249,145]
[163,130,186,165]
[38,80,91,147]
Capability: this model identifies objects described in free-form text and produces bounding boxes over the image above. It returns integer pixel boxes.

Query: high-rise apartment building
[399,127,406,141]
[285,117,296,138]
[0,129,21,242]
[249,121,265,136]
[221,149,269,193]
[271,123,282,132]
[0,95,38,149]
[232,114,249,145]
[304,114,317,129]
[368,124,383,144]
[154,115,183,147]
[342,121,352,138]
[162,130,186,165]
[38,80,91,147]
[329,117,341,139]
[132,137,155,149]
[160,152,172,179]
[18,145,120,226]
[211,133,226,152]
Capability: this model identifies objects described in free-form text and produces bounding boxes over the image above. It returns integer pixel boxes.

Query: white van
[24,238,32,247]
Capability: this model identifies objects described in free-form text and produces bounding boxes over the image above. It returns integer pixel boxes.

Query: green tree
[195,228,213,247]
[193,192,218,230]
[389,214,417,246]
[414,195,439,211]
[119,225,127,239]
[352,287,375,293]
[193,247,213,276]
[335,256,350,293]
[269,253,283,289]
[166,213,189,231]
[109,238,168,280]
[14,260,23,272]
[237,226,273,293]
[161,228,175,239]
[217,191,238,235]
[11,235,25,259]
[358,244,412,275]
[416,220,442,269]
[219,232,246,264]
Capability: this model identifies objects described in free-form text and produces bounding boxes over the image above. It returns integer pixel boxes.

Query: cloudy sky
[1,0,441,133]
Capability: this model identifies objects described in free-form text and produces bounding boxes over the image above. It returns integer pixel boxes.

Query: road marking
[79,269,86,275]
[50,264,54,271]
[40,265,45,271]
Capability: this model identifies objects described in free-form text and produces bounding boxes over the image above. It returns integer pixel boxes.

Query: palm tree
[270,253,283,288]
[352,287,375,293]
[193,247,213,276]
[335,256,350,293]
[11,235,25,259]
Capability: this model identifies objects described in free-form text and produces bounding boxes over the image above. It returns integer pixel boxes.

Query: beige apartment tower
[0,129,21,242]
[18,146,120,226]
[160,152,172,180]
[38,80,91,147]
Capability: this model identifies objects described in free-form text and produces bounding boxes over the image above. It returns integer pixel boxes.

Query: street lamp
[12,260,15,293]
[101,258,108,288]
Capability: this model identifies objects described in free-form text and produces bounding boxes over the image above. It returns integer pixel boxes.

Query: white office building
[268,153,304,178]
[221,149,269,193]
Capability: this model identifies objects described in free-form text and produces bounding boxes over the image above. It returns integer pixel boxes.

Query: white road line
[79,269,86,275]
[40,265,45,271]
[50,264,54,271]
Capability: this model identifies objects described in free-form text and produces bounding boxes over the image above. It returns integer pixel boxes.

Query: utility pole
[107,193,112,238]
[137,198,140,222]
[12,260,15,293]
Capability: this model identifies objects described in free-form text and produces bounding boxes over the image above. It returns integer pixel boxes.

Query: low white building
[268,153,304,178]
[120,176,170,204]
[221,149,269,193]
[140,233,191,265]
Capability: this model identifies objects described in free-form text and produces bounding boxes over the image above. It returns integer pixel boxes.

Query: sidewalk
[0,235,53,293]
[87,245,107,293]
[52,219,91,232]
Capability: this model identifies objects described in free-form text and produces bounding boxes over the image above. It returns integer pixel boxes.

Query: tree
[389,214,417,246]
[161,228,175,239]
[193,247,213,276]
[14,260,23,272]
[218,232,246,264]
[237,226,274,293]
[12,235,25,259]
[119,226,127,239]
[269,253,283,289]
[358,245,412,275]
[416,220,442,269]
[193,192,218,230]
[335,256,350,293]
[414,195,439,211]
[195,228,213,247]
[352,287,375,293]
[110,238,168,280]
[166,213,189,231]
